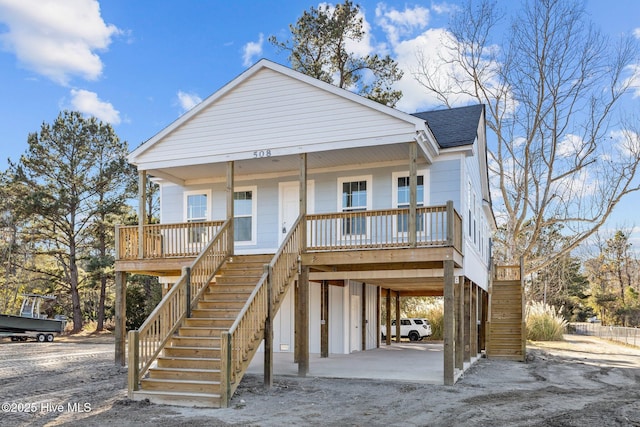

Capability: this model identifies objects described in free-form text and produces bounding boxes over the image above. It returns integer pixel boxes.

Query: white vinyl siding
[135,68,417,167]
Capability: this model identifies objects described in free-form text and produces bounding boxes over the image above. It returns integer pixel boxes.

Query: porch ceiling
[145,143,417,185]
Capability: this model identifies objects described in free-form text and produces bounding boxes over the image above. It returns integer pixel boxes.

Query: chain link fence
[570,322,640,348]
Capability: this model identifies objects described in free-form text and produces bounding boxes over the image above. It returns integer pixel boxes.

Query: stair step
[131,390,222,408]
[178,327,226,337]
[164,346,221,358]
[191,308,239,318]
[157,356,221,369]
[170,336,221,347]
[184,318,234,328]
[140,377,221,394]
[148,367,221,381]
[197,300,245,309]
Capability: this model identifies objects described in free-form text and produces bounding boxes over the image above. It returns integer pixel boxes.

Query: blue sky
[1,0,639,245]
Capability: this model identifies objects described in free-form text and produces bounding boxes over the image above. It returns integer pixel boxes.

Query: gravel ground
[0,333,639,426]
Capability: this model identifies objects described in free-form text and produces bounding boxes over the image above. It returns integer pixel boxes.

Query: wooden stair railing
[220,215,304,406]
[127,219,232,396]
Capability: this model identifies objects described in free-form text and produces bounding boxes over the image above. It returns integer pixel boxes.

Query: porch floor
[246,341,448,384]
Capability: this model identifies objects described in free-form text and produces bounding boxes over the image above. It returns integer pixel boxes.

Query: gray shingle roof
[411,104,484,148]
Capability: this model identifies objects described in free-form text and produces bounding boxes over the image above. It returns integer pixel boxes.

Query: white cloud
[176,90,202,113]
[0,0,120,85]
[242,33,264,67]
[70,89,120,124]
[375,4,430,47]
[634,28,640,39]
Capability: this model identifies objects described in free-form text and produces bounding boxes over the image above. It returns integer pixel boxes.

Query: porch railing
[307,205,462,252]
[117,220,225,260]
[127,219,232,396]
[220,215,304,406]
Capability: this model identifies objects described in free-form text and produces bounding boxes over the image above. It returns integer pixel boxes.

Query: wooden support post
[361,282,367,351]
[264,264,273,388]
[395,291,401,343]
[464,279,471,362]
[127,330,139,397]
[137,171,147,259]
[480,289,488,352]
[226,161,234,255]
[385,288,391,346]
[456,276,464,370]
[220,332,230,408]
[409,141,417,247]
[446,200,454,247]
[114,271,127,366]
[321,280,329,358]
[376,286,381,348]
[297,266,309,376]
[471,284,478,357]
[443,260,455,385]
[294,280,299,364]
[184,267,192,318]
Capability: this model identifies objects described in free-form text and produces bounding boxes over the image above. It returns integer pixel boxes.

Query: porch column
[443,260,455,385]
[464,279,471,363]
[408,141,418,247]
[385,288,391,346]
[114,271,127,366]
[297,266,310,376]
[395,291,401,343]
[321,280,329,358]
[137,171,147,259]
[226,161,234,255]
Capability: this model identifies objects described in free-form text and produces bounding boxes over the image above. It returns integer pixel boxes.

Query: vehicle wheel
[10,336,17,342]
[408,331,419,342]
[381,333,386,340]
[46,334,54,342]
[37,334,46,343]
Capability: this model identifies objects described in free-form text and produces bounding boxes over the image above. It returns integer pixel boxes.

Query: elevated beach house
[114,59,498,408]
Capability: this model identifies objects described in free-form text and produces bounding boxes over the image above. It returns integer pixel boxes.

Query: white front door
[350,295,361,352]
[278,181,314,244]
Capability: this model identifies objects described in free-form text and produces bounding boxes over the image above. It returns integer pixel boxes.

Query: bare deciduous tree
[413,0,640,273]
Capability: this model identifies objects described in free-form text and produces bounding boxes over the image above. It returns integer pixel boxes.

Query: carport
[247,342,453,384]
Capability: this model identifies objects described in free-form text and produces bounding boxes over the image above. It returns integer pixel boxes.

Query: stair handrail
[221,214,304,405]
[127,219,232,396]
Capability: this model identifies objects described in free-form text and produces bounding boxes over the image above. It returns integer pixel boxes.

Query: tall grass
[526,301,567,341]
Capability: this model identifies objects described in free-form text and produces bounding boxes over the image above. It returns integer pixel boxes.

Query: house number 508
[253,150,272,158]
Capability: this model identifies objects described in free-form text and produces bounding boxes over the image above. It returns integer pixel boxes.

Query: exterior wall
[462,144,492,290]
[158,160,462,253]
[136,67,417,168]
[266,281,377,355]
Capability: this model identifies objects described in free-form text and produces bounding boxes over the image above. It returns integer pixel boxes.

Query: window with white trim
[394,174,425,232]
[338,176,372,236]
[234,186,256,244]
[184,190,210,244]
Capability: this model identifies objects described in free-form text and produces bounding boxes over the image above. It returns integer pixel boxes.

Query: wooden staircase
[132,254,272,407]
[486,265,526,361]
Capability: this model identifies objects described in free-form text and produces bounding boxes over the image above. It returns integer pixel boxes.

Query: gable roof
[129,59,439,166]
[411,104,484,149]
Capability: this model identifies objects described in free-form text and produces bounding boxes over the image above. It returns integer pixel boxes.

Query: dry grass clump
[526,301,567,341]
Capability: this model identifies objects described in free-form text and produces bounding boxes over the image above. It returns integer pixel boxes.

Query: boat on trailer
[0,294,66,342]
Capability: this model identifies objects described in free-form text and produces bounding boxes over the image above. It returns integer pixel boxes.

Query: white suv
[381,318,432,341]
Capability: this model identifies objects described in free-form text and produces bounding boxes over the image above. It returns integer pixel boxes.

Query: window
[396,175,424,232]
[185,191,210,244]
[341,179,368,235]
[234,187,256,243]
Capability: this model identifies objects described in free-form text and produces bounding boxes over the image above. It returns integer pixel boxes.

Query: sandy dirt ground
[0,333,639,427]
